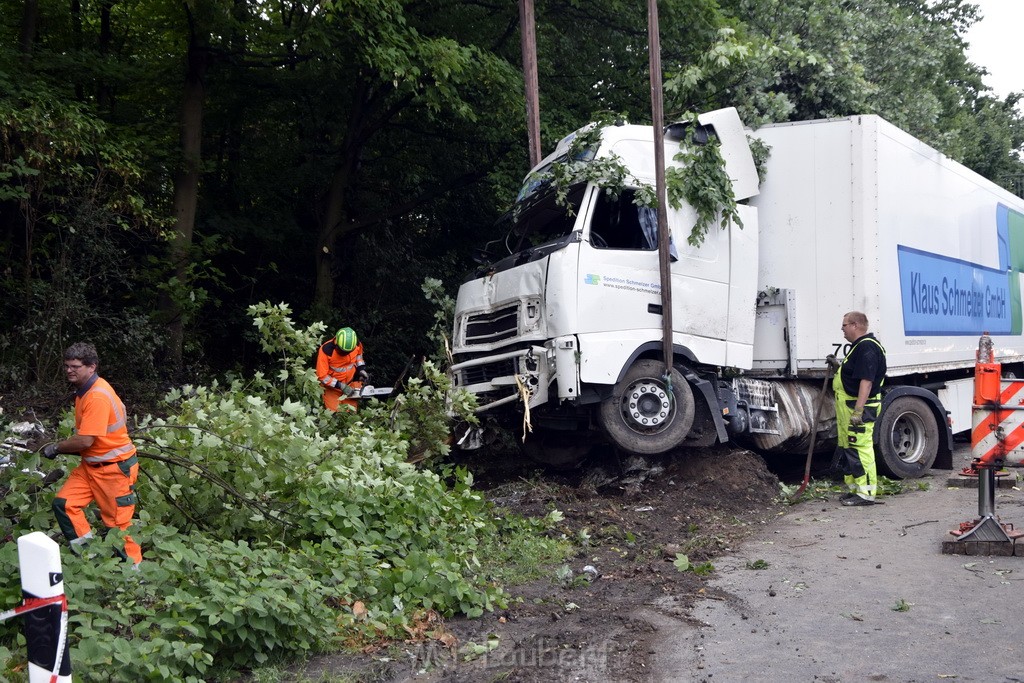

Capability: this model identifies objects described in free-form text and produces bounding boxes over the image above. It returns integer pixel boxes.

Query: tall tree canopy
[1,0,1022,393]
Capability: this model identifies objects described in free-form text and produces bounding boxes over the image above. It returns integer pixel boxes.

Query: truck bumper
[451,345,552,412]
[452,336,581,413]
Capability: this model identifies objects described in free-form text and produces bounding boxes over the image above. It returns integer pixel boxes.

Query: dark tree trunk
[71,0,83,99]
[19,0,38,61]
[162,21,208,373]
[312,82,370,311]
[313,161,355,312]
[97,0,116,112]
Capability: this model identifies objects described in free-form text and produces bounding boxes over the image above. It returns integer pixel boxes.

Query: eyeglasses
[64,363,85,370]
[841,323,854,328]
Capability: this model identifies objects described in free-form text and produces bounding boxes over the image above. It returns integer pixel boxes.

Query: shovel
[788,366,834,502]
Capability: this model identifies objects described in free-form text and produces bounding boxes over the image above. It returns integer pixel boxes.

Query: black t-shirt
[841,333,887,397]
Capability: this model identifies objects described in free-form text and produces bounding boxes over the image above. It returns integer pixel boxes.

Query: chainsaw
[356,385,393,399]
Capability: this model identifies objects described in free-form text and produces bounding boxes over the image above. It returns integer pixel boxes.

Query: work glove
[825,354,840,371]
[41,443,59,459]
[356,368,370,383]
[334,380,356,397]
[849,409,864,427]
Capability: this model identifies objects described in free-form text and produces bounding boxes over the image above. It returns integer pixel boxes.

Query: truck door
[668,204,732,349]
[577,186,662,335]
[577,187,732,345]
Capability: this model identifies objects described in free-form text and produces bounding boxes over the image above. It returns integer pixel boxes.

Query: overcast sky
[964,0,1023,98]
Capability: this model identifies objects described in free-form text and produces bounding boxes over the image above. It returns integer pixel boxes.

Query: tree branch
[138,467,209,532]
[132,423,300,474]
[134,445,297,527]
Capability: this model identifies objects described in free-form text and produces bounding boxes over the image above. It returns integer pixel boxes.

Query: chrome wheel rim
[889,411,926,464]
[621,379,672,431]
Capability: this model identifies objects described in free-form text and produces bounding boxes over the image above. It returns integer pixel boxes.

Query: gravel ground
[647,441,1024,683]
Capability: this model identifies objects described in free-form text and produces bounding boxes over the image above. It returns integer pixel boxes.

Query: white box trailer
[749,116,1024,441]
[450,109,1024,477]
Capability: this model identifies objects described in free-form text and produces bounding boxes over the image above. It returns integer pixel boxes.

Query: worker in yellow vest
[832,311,887,506]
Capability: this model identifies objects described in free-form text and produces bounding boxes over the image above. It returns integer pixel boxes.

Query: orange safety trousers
[53,456,141,564]
[322,383,363,412]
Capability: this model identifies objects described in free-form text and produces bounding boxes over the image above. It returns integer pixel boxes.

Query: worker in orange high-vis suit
[316,327,369,411]
[41,342,142,565]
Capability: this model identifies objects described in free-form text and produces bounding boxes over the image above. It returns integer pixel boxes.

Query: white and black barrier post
[17,531,71,682]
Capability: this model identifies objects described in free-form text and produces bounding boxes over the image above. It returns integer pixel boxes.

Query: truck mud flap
[682,370,730,445]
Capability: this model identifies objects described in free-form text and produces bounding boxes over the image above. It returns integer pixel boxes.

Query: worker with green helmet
[316,327,370,411]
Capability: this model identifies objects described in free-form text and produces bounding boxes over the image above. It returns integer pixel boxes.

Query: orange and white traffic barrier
[0,533,72,682]
[949,333,1024,549]
[971,334,1024,468]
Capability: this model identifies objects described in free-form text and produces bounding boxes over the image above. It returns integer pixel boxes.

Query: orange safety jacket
[57,372,142,564]
[316,339,365,411]
[74,374,136,463]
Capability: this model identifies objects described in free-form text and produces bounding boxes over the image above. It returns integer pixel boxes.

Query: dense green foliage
[0,302,521,680]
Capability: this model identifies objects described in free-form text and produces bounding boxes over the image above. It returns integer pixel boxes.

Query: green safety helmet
[335,327,358,352]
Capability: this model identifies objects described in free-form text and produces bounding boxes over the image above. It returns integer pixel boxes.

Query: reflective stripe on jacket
[316,339,365,388]
[839,336,886,397]
[74,376,136,464]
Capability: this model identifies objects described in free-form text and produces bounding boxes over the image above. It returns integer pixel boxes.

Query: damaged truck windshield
[494,182,661,274]
[507,183,585,251]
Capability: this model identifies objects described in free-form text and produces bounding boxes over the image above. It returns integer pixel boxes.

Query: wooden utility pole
[519,0,542,168]
[647,0,674,376]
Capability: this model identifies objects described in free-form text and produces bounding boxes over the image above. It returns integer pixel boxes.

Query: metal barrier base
[944,515,1024,556]
[942,539,1021,556]
[948,336,1024,557]
[946,468,1017,489]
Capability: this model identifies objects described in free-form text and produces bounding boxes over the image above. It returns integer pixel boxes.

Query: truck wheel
[876,396,939,479]
[597,359,695,455]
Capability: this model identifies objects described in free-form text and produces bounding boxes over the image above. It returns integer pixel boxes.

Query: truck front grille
[457,358,518,387]
[464,305,519,345]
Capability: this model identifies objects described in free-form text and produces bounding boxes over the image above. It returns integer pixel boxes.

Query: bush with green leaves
[0,79,167,394]
[665,112,743,246]
[0,301,517,681]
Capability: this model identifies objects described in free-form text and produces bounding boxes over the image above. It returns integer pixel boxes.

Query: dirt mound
[440,446,782,681]
[655,446,781,517]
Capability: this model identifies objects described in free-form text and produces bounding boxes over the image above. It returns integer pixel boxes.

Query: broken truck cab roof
[523,107,759,205]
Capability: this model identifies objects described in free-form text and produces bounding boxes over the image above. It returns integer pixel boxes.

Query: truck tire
[597,359,695,454]
[876,396,939,478]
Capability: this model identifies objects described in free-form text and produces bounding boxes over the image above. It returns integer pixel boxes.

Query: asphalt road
[645,443,1024,683]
